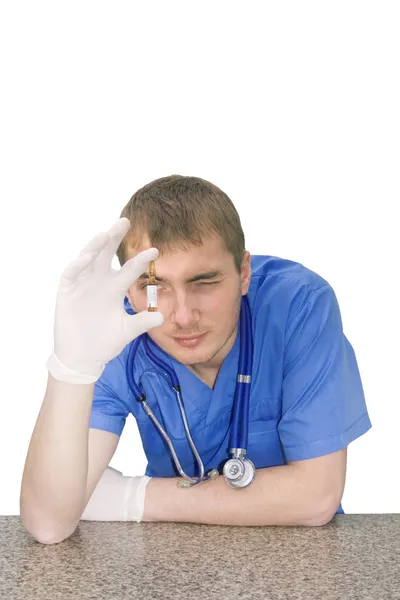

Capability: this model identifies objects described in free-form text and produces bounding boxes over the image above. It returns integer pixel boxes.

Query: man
[20,175,371,543]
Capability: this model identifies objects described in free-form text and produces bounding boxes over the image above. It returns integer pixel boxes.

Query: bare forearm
[20,374,94,540]
[143,465,330,526]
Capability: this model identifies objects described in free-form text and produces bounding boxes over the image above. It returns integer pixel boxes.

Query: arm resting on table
[143,449,347,526]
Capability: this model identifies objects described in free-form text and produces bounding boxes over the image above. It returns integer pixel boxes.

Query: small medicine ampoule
[146,260,158,312]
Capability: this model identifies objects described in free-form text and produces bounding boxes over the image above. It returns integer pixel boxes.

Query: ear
[240,251,252,295]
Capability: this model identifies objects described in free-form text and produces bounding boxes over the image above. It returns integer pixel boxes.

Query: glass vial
[147,260,158,312]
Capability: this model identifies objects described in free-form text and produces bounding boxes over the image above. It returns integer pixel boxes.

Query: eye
[197,281,219,286]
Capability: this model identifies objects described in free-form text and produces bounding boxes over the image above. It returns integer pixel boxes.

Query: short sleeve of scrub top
[277,283,372,461]
[89,351,131,437]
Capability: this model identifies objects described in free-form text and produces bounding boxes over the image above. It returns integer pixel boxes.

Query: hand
[46,218,164,384]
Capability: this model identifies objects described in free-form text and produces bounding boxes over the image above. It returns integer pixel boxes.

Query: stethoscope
[126,295,255,489]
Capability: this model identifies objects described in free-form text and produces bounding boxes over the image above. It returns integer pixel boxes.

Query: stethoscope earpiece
[177,468,220,488]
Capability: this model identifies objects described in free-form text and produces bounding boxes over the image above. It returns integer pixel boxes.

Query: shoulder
[249,254,330,289]
[248,255,334,325]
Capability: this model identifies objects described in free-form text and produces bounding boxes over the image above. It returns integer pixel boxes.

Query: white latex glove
[80,466,151,522]
[46,217,164,384]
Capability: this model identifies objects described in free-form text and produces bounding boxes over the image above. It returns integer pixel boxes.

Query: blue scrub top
[89,255,372,515]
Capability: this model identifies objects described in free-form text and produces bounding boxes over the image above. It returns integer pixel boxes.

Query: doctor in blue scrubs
[85,174,372,524]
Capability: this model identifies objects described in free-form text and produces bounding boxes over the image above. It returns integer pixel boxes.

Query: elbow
[19,487,82,544]
[19,513,77,545]
[303,494,340,527]
[309,509,336,527]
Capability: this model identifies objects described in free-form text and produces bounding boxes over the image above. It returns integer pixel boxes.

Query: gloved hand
[81,466,151,522]
[46,217,164,384]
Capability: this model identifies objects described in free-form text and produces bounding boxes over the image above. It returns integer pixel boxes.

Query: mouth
[173,332,208,348]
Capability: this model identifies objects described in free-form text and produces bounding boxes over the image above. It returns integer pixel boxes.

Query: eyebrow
[137,270,225,284]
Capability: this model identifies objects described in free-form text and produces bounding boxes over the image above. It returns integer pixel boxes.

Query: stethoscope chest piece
[223,456,255,489]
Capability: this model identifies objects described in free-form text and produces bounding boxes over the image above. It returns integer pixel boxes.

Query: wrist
[141,476,183,523]
[46,352,105,384]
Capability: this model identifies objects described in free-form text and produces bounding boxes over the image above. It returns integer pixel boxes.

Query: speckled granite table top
[1,515,399,600]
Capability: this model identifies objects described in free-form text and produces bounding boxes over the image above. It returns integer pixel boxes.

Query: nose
[169,292,200,329]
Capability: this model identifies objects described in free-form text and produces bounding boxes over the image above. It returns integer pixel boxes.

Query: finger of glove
[61,232,110,282]
[75,219,130,274]
[122,310,164,346]
[94,217,132,271]
[61,252,95,282]
[104,217,131,259]
[78,231,110,258]
[115,247,160,294]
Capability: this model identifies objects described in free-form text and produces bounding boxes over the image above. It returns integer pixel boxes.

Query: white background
[0,1,398,516]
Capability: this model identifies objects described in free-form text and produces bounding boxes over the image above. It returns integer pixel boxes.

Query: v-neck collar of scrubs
[145,327,240,425]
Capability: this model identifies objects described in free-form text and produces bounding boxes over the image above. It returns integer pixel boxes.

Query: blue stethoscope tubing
[126,294,255,488]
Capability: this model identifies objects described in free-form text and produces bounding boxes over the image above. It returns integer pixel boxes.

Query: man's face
[126,235,251,368]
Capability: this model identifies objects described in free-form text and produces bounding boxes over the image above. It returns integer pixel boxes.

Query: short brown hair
[116,175,246,273]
